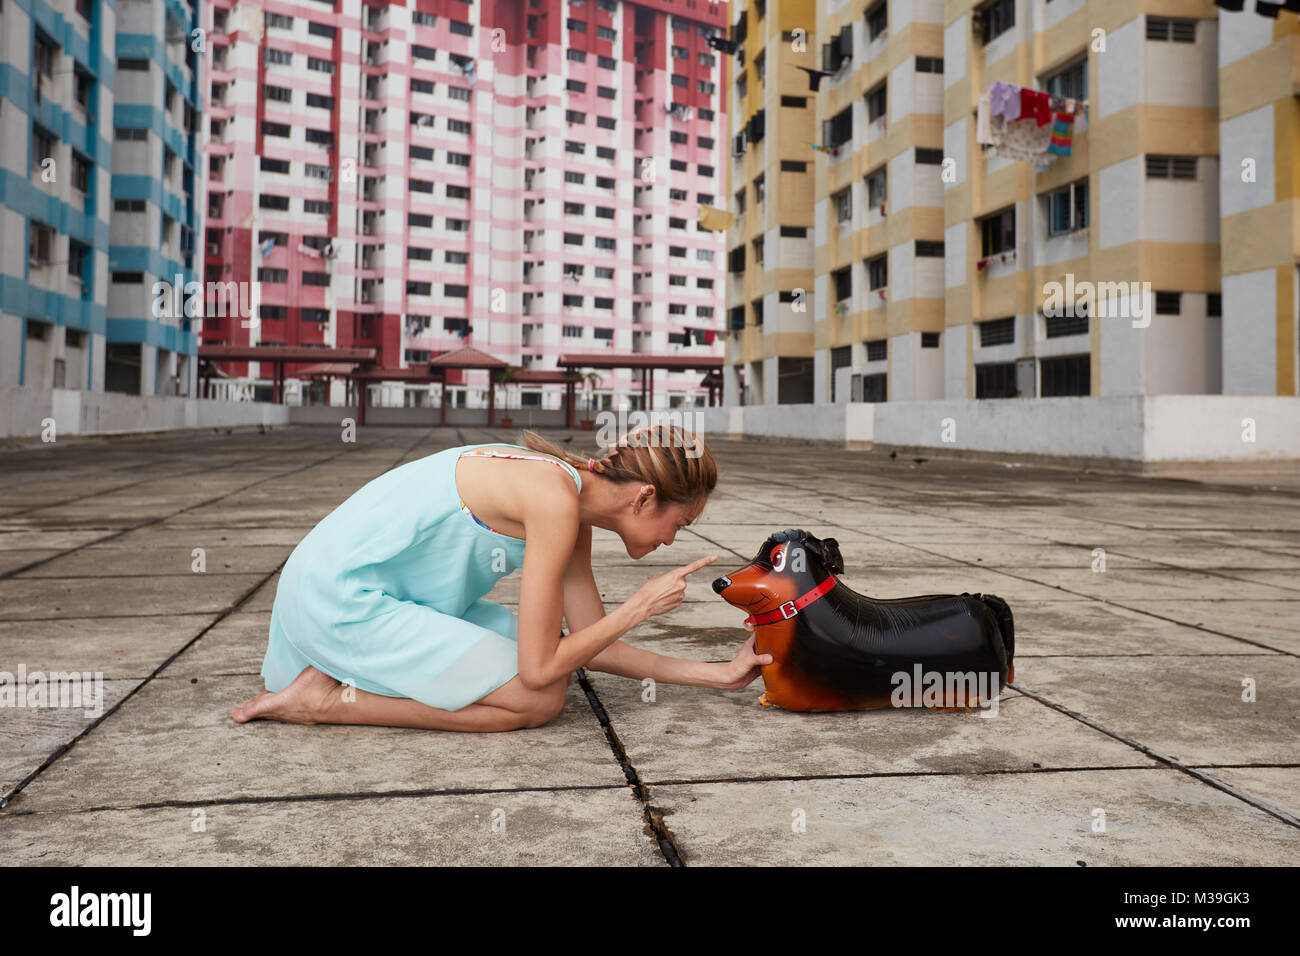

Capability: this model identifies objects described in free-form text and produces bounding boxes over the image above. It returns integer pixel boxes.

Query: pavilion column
[487,371,496,428]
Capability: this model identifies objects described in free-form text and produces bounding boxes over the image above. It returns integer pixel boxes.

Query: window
[830,346,851,401]
[303,200,331,214]
[921,332,940,348]
[303,272,330,286]
[1146,155,1197,180]
[114,199,146,212]
[866,167,887,207]
[568,18,587,32]
[597,146,616,160]
[305,163,332,180]
[593,327,614,341]
[980,0,1015,45]
[115,127,147,141]
[916,148,943,164]
[1046,180,1089,235]
[447,152,471,167]
[781,161,807,173]
[264,84,291,103]
[865,339,887,362]
[867,254,887,290]
[258,268,288,283]
[265,48,292,66]
[1041,354,1090,396]
[825,106,853,149]
[449,20,473,36]
[597,117,617,130]
[410,145,434,160]
[412,11,436,27]
[1045,311,1088,338]
[1147,17,1196,43]
[412,45,438,61]
[262,121,291,138]
[266,13,293,28]
[866,83,887,121]
[567,141,585,155]
[118,57,150,71]
[671,75,687,89]
[594,237,615,251]
[598,56,616,69]
[565,171,585,184]
[782,96,807,108]
[980,208,1016,256]
[307,57,334,73]
[32,125,56,170]
[865,1,887,40]
[1207,293,1222,318]
[1155,292,1181,315]
[916,240,944,257]
[975,362,1017,397]
[409,213,433,227]
[834,267,852,301]
[259,194,290,210]
[567,79,587,93]
[445,284,469,297]
[1044,58,1087,102]
[306,93,335,109]
[411,79,435,94]
[568,49,587,63]
[565,233,584,246]
[71,152,90,192]
[448,86,471,102]
[916,56,943,73]
[779,226,807,238]
[834,188,852,224]
[597,26,616,41]
[407,281,432,296]
[979,317,1015,346]
[29,224,54,265]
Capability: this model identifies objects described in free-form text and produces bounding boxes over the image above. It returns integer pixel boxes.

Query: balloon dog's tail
[976,593,1015,679]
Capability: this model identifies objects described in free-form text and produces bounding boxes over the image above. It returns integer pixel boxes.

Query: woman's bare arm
[515,480,641,689]
[561,526,734,689]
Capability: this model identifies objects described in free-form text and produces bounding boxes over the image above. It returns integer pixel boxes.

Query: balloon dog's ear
[805,536,844,574]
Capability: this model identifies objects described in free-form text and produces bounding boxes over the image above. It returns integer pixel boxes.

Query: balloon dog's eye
[770,543,787,571]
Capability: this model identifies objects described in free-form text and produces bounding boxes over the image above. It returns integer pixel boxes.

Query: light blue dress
[260,443,583,711]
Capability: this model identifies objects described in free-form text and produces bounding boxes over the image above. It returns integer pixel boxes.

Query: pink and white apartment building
[202,0,729,410]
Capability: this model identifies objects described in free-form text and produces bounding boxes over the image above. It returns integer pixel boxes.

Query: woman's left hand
[715,628,773,690]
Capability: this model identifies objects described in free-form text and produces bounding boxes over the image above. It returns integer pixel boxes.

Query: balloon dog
[712,529,1016,712]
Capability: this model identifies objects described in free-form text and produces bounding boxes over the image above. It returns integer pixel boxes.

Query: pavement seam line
[0,429,432,810]
[574,667,684,867]
[1010,682,1300,830]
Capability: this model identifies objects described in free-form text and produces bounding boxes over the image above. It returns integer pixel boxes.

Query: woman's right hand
[627,555,718,623]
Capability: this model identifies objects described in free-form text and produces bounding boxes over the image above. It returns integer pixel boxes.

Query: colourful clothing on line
[259,443,583,712]
[1048,109,1076,156]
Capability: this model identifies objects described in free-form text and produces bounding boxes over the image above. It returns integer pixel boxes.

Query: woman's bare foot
[231,666,341,724]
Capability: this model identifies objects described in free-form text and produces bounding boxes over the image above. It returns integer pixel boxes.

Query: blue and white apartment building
[1,0,204,398]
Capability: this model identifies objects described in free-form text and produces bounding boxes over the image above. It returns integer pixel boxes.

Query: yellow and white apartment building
[721,0,1299,424]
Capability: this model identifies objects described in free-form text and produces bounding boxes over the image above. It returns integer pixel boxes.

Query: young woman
[231,423,771,732]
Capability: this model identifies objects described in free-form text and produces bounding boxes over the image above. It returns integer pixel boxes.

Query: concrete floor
[1,424,1298,865]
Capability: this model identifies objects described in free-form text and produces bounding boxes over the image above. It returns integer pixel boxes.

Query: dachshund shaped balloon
[713,529,1016,712]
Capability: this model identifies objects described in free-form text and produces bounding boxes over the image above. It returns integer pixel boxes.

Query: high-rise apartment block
[3,0,205,398]
[201,0,729,410]
[722,0,1299,412]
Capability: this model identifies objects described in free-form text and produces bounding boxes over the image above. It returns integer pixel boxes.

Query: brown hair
[519,424,717,506]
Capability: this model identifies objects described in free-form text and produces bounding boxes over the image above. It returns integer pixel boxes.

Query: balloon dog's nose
[712,575,732,594]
